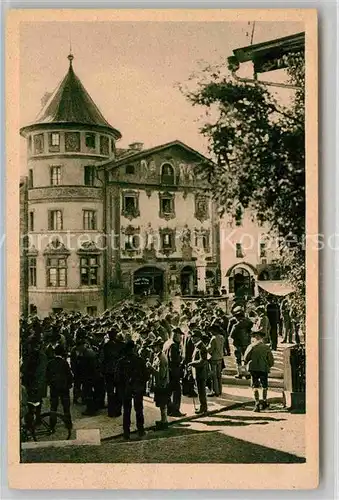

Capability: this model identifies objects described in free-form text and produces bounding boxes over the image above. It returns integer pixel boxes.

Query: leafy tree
[181,51,305,325]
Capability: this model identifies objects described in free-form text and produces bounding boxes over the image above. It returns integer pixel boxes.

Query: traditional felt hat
[251,327,266,337]
[232,306,243,314]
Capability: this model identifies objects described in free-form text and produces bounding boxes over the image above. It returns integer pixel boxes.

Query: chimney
[128,142,143,152]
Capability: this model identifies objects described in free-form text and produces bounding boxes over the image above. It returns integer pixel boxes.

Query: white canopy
[257,280,295,297]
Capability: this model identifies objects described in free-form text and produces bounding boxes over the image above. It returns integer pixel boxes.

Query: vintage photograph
[7,9,318,488]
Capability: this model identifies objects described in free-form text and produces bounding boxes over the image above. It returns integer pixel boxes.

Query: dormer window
[161,163,175,184]
[85,133,96,149]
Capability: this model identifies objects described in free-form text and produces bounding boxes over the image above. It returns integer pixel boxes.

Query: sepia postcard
[6,8,318,490]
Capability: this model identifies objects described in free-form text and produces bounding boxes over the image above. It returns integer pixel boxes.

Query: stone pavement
[67,385,284,441]
[23,393,304,464]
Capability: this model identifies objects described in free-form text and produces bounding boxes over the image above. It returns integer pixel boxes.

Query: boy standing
[244,329,274,412]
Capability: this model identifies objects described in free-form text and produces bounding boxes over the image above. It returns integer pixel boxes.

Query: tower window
[83,210,97,230]
[33,134,44,154]
[100,136,109,156]
[49,132,60,151]
[47,257,67,287]
[29,257,37,286]
[84,166,96,186]
[80,256,99,286]
[50,166,62,186]
[85,133,96,149]
[48,210,63,231]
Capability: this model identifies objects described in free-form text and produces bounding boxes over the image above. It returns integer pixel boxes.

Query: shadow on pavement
[22,427,306,464]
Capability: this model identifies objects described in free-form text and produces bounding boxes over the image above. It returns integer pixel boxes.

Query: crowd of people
[20,293,300,440]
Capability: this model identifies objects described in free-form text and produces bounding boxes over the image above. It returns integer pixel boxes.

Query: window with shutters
[260,242,267,258]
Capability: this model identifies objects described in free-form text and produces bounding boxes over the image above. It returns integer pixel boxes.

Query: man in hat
[115,340,149,440]
[147,337,170,430]
[101,327,125,417]
[75,338,101,416]
[207,323,225,397]
[230,307,253,379]
[163,327,186,417]
[244,328,274,412]
[188,330,208,414]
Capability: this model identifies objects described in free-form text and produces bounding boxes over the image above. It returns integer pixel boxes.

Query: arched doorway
[133,266,164,297]
[229,267,252,298]
[180,266,195,296]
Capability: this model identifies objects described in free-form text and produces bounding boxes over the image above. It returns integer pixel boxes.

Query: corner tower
[20,53,121,317]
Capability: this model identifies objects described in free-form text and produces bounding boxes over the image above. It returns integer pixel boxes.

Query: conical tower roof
[21,54,121,139]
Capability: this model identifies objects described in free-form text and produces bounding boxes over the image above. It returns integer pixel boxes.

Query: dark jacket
[77,348,100,383]
[163,339,183,379]
[190,340,208,380]
[244,341,274,373]
[101,339,125,375]
[115,352,149,396]
[21,349,48,403]
[267,302,280,326]
[230,317,253,347]
[46,356,73,392]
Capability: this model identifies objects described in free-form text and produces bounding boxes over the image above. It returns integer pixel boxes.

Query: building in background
[19,54,220,317]
[220,32,305,299]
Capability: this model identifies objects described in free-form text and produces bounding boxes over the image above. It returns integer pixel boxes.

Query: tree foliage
[182,51,306,323]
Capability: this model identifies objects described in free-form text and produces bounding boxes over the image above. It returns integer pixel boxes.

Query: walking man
[244,328,274,412]
[230,307,253,379]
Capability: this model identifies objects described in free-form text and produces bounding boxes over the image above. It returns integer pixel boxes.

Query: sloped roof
[100,140,213,170]
[22,56,121,138]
